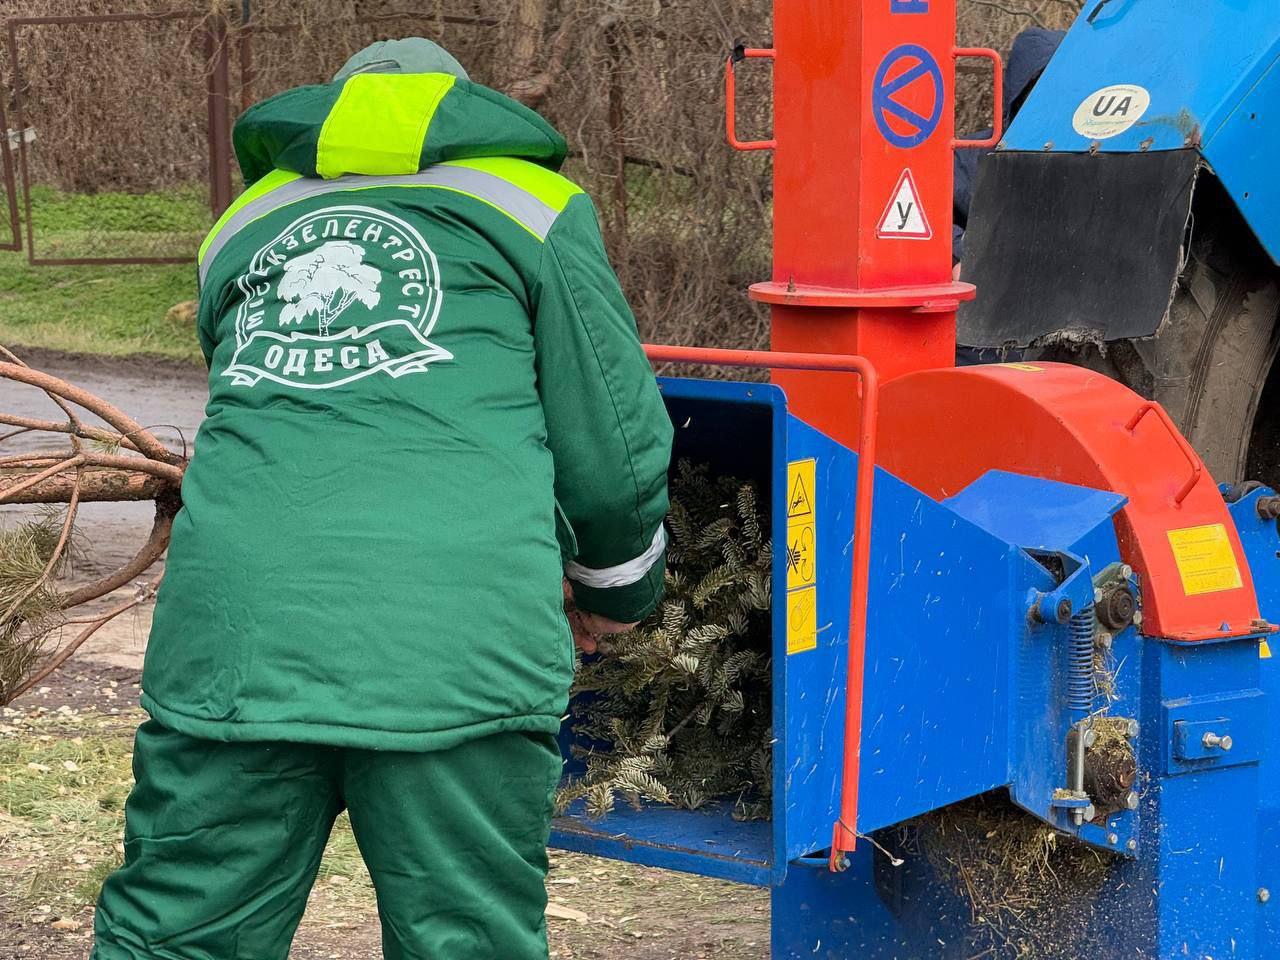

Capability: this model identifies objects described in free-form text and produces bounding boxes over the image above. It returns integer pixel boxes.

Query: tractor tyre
[1030,206,1280,487]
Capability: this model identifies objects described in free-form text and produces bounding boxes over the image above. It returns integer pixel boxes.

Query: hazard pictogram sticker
[786,459,818,651]
[787,462,815,520]
[876,169,932,240]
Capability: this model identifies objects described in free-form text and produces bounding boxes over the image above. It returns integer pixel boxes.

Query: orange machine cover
[878,363,1261,641]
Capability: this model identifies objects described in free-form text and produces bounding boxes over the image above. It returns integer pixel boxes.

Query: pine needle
[558,461,773,820]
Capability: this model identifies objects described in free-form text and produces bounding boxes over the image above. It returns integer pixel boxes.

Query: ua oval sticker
[1072,84,1151,140]
[223,205,452,390]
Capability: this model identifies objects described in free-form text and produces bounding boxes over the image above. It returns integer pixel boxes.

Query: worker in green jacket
[92,38,672,960]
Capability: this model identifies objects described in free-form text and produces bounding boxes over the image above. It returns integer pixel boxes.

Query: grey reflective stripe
[199,165,560,287]
[565,525,667,589]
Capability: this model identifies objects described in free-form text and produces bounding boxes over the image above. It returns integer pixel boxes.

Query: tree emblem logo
[278,241,382,336]
[223,205,451,389]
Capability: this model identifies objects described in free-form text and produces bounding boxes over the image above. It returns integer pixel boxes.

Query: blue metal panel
[1203,51,1280,262]
[779,417,856,865]
[856,466,1055,832]
[551,377,786,885]
[1137,639,1263,957]
[1224,486,1280,955]
[1005,0,1280,154]
[551,800,773,886]
[943,470,1126,551]
[944,470,1140,849]
[1002,0,1280,260]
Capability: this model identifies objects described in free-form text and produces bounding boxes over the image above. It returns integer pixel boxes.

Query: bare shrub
[0,0,1083,347]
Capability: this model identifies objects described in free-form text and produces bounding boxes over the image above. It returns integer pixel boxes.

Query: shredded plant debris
[906,793,1117,959]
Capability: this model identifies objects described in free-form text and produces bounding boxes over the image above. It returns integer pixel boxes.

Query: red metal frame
[643,344,877,871]
[951,47,1004,149]
[724,48,777,152]
[1126,401,1201,506]
[757,0,980,446]
[724,8,1005,450]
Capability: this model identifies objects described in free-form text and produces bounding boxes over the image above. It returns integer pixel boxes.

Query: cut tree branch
[60,498,178,609]
[0,412,140,453]
[7,582,159,704]
[0,362,181,465]
[1,453,184,485]
[0,466,170,504]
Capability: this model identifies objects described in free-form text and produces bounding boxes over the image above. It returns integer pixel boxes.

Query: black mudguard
[958,149,1200,348]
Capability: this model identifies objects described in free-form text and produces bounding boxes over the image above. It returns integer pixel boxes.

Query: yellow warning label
[1262,639,1273,660]
[786,459,818,654]
[1000,363,1044,372]
[787,586,818,654]
[787,459,815,520]
[1167,523,1243,596]
[787,520,816,590]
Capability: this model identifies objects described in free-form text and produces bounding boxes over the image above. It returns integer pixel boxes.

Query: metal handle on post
[1125,401,1202,506]
[951,47,1004,149]
[642,344,878,873]
[725,46,777,151]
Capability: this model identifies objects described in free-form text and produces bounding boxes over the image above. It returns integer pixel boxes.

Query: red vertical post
[755,0,976,449]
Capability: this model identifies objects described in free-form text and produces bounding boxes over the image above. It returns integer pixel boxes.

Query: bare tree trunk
[0,467,169,504]
[604,21,629,261]
[503,0,579,110]
[505,0,550,91]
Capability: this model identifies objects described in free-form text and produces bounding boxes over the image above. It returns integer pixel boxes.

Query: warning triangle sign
[876,169,932,240]
[788,473,813,519]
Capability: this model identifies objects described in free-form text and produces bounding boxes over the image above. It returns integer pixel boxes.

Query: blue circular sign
[872,44,944,149]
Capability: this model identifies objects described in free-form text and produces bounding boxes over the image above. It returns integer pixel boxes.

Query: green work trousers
[91,720,562,960]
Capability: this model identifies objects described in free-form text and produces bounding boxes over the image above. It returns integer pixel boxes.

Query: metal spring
[1066,604,1097,713]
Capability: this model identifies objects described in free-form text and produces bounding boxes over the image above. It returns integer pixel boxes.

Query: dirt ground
[0,663,770,960]
[0,350,771,959]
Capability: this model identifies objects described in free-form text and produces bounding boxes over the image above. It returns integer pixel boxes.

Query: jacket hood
[233,72,568,185]
[1003,27,1065,124]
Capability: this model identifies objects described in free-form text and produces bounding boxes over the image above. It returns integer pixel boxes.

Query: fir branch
[558,460,774,820]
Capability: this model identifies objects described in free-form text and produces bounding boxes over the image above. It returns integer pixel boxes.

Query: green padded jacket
[140,71,673,751]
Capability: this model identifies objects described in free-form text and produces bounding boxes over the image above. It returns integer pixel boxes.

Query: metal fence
[0,4,499,266]
[6,10,209,265]
[1,88,18,252]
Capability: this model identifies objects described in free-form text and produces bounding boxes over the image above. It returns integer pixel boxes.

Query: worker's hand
[563,580,638,654]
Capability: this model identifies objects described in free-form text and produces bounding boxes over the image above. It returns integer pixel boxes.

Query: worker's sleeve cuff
[566,526,667,622]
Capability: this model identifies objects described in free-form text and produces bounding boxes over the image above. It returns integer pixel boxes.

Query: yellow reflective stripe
[316,72,456,180]
[199,161,582,284]
[197,169,301,264]
[443,156,583,213]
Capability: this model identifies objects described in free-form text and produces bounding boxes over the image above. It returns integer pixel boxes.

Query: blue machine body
[551,377,1280,958]
[1002,0,1280,263]
[553,377,855,886]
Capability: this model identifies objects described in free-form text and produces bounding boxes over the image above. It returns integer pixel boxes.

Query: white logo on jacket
[223,205,452,389]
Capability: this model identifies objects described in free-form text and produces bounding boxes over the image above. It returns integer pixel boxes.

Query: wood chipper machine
[551,0,1280,957]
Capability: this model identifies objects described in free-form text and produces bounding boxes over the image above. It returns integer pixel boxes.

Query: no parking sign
[872,43,943,148]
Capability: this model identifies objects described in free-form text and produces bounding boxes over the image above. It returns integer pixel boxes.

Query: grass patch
[0,706,374,919]
[0,704,770,956]
[0,187,204,362]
